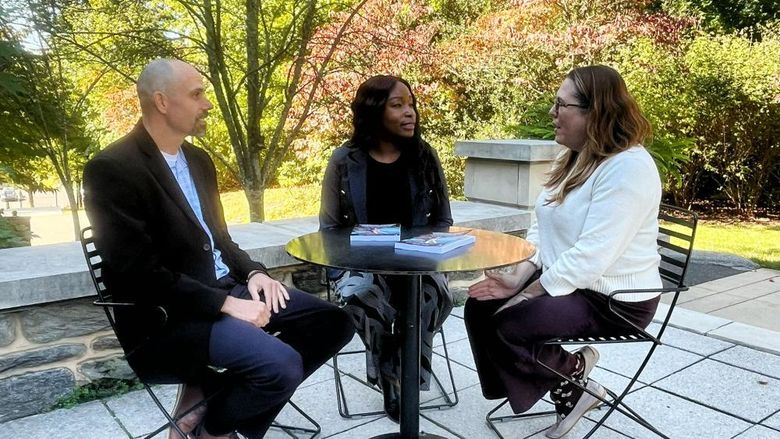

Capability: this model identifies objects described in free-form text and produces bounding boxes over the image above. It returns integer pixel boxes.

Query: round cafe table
[286,226,535,439]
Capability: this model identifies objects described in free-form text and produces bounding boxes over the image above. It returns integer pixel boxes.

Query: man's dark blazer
[83,121,266,381]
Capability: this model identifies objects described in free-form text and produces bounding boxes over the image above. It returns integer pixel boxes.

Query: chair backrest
[80,226,118,329]
[657,204,698,288]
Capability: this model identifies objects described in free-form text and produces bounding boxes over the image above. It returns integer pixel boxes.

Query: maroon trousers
[464,276,659,413]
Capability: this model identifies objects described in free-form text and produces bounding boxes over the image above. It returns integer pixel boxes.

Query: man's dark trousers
[205,279,353,437]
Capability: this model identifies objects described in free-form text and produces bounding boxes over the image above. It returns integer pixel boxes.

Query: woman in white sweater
[465,65,662,438]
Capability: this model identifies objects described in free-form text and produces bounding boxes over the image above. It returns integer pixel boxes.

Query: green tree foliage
[55,0,367,222]
[1,1,96,239]
[620,33,780,215]
[5,0,778,220]
[657,0,780,38]
[0,217,32,248]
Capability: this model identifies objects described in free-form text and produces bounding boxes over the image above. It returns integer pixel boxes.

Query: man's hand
[221,296,271,328]
[247,272,290,314]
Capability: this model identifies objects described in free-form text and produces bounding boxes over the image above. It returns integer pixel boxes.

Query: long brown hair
[546,65,651,204]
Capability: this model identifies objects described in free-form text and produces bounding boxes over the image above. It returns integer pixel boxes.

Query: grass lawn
[693,220,780,270]
[220,185,321,224]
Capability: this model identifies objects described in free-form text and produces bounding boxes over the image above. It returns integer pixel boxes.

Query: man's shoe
[545,380,606,438]
[380,375,401,423]
[169,385,206,439]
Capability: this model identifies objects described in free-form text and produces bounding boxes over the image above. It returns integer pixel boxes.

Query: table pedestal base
[370,433,449,439]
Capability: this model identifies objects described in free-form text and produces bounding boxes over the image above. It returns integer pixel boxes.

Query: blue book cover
[350,224,402,242]
[394,231,475,254]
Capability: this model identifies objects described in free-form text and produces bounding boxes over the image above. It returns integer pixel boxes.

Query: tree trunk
[63,183,81,241]
[75,179,83,209]
[244,183,265,223]
[27,190,35,208]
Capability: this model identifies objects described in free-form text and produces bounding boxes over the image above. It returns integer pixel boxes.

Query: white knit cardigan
[526,146,663,302]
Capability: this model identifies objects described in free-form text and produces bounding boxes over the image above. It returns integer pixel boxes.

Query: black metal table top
[286,226,535,275]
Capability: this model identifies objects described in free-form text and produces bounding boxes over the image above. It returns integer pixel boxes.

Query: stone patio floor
[1,269,779,439]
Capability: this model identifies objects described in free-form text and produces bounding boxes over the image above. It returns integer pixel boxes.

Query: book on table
[350,223,402,243]
[394,231,475,254]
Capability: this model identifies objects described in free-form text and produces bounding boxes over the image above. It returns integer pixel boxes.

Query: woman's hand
[494,279,548,314]
[519,279,547,299]
[485,261,537,291]
[468,261,539,301]
[468,277,519,301]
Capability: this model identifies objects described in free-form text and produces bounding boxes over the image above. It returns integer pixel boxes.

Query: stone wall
[0,298,112,422]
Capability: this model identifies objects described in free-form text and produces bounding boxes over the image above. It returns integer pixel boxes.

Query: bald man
[83,59,353,439]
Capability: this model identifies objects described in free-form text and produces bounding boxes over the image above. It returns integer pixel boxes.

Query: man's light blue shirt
[161,149,230,279]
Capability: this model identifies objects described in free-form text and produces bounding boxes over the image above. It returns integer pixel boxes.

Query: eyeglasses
[553,98,587,114]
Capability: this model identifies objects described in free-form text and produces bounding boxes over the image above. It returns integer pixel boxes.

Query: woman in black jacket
[319,75,453,421]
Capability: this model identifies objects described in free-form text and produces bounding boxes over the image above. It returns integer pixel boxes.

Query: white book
[394,231,475,254]
[350,223,402,243]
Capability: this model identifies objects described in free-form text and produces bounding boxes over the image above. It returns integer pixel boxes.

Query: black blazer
[319,141,453,230]
[83,121,267,381]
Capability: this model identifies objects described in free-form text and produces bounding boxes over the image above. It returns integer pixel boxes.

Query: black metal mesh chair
[326,277,459,418]
[80,227,320,439]
[486,204,698,439]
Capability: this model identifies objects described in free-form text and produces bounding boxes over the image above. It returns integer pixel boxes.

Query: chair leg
[484,341,671,439]
[141,384,321,439]
[332,349,387,418]
[270,400,321,439]
[332,329,459,419]
[142,384,191,439]
[421,328,459,410]
[485,398,556,439]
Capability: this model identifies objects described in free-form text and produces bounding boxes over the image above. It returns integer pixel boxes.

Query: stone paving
[671,268,780,332]
[2,270,780,439]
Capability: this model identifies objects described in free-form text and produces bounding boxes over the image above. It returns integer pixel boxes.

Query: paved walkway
[1,270,779,438]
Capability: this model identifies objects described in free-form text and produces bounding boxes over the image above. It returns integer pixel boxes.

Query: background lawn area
[220,185,321,224]
[694,221,780,270]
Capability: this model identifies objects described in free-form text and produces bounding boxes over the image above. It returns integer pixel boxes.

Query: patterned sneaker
[548,346,601,431]
[577,345,599,381]
[545,380,607,438]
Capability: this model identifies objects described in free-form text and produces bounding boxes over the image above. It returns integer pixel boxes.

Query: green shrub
[0,216,31,248]
[619,34,780,214]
